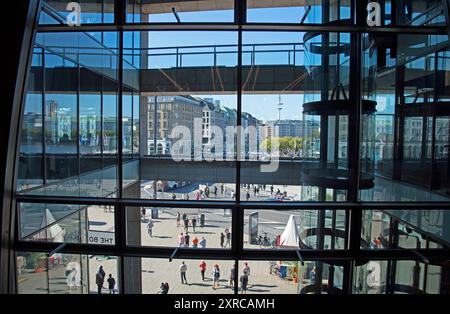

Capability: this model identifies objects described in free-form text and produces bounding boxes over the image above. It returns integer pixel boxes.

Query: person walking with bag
[212,264,220,290]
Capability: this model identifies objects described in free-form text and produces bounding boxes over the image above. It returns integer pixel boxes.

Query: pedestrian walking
[180,261,188,284]
[310,266,316,284]
[171,193,176,200]
[199,237,206,248]
[179,233,185,247]
[225,229,231,248]
[182,213,187,221]
[229,265,235,288]
[246,191,250,201]
[147,219,154,237]
[184,233,190,247]
[243,262,250,278]
[199,260,207,281]
[158,282,165,294]
[192,217,197,233]
[141,207,146,221]
[220,232,225,248]
[176,212,181,227]
[270,185,274,195]
[184,218,189,233]
[212,264,220,290]
[214,186,217,196]
[240,273,248,294]
[66,267,77,293]
[95,267,105,294]
[107,274,116,294]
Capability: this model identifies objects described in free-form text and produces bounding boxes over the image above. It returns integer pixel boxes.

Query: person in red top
[192,236,199,248]
[375,235,382,248]
[199,260,207,281]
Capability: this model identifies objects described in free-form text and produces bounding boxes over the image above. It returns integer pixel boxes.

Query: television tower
[277,95,283,121]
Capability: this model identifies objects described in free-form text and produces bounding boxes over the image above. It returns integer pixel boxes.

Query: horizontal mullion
[35,23,447,35]
[242,24,447,35]
[14,241,450,262]
[361,202,450,209]
[15,195,450,209]
[15,195,357,209]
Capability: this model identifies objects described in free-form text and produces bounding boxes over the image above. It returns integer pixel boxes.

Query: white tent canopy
[39,208,65,242]
[279,215,299,247]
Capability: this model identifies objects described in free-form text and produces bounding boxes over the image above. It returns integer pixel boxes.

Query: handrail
[407,2,443,25]
[34,42,310,68]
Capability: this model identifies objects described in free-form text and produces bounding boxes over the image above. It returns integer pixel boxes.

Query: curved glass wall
[8,0,450,295]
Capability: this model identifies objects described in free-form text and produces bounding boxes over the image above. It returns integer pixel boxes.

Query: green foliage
[24,252,47,269]
[261,137,304,154]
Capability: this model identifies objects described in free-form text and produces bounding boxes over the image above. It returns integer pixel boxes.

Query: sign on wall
[87,230,115,245]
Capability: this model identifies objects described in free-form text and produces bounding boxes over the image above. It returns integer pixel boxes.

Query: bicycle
[269,261,279,275]
[257,232,276,248]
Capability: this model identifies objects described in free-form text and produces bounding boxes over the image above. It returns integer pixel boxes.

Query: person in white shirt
[180,261,188,284]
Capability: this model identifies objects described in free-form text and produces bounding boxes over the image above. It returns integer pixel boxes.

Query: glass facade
[6,0,450,294]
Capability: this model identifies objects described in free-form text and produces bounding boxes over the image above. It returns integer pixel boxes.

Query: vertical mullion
[42,47,47,186]
[116,0,126,293]
[232,0,245,296]
[100,74,104,188]
[345,31,363,294]
[77,51,81,192]
[344,0,364,294]
[235,0,244,205]
[117,0,125,199]
[115,202,126,294]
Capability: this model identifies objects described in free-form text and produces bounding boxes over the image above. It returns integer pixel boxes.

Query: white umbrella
[279,215,299,247]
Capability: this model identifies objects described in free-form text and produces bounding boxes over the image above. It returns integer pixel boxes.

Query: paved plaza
[17,182,343,294]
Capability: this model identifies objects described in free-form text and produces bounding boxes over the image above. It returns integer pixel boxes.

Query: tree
[261,137,303,156]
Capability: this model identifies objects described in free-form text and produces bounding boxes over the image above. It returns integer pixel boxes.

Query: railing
[125,42,308,69]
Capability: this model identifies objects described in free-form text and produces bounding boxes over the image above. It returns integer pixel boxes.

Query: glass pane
[361,210,450,250]
[247,0,351,24]
[237,260,301,294]
[122,31,238,200]
[360,32,450,202]
[17,31,119,197]
[18,202,115,246]
[353,260,388,294]
[16,252,49,294]
[18,47,44,191]
[126,0,234,23]
[130,257,234,294]
[241,31,351,202]
[244,209,347,250]
[126,207,232,249]
[16,252,119,294]
[40,0,115,25]
[373,0,446,27]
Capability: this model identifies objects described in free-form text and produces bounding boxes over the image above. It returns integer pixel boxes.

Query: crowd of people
[175,261,251,293]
